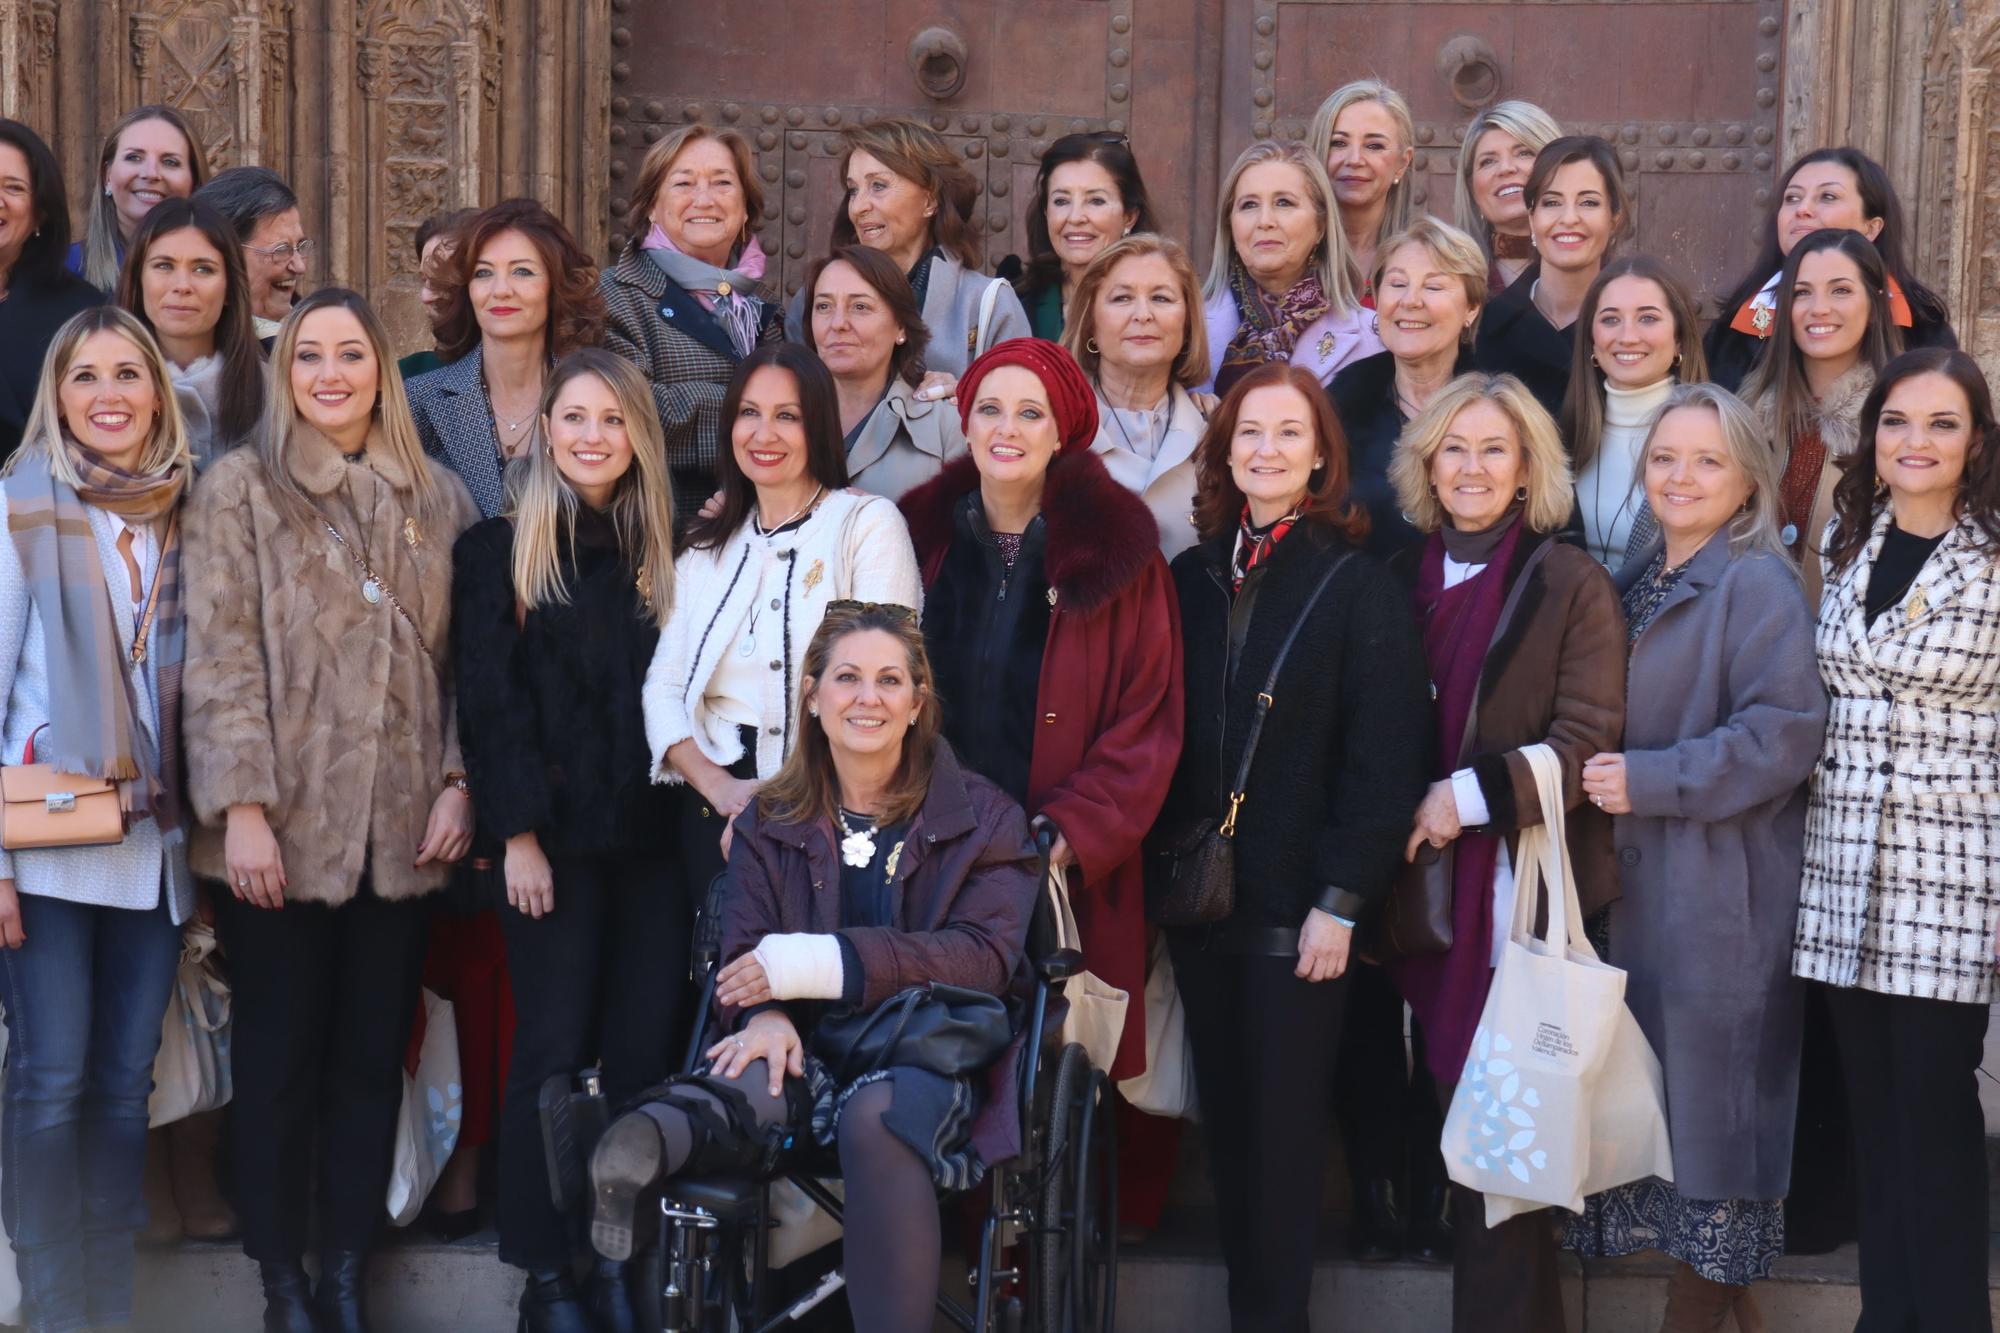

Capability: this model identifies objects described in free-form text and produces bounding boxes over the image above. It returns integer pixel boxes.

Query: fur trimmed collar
[1753,363,1874,458]
[287,419,411,495]
[899,447,1160,615]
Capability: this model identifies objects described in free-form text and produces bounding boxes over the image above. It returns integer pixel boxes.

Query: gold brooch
[803,558,824,594]
[884,840,905,879]
[715,279,732,298]
[1906,588,1928,623]
[404,517,421,547]
[1317,330,1335,360]
[1751,305,1773,335]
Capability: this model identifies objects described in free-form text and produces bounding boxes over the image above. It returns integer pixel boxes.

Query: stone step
[104,1221,2000,1333]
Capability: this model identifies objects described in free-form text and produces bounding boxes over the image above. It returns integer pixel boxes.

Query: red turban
[955,337,1100,454]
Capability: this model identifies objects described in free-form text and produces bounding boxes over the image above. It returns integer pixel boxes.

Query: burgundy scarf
[1388,519,1522,1087]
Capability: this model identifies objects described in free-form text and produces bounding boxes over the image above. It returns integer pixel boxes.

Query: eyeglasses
[243,238,314,262]
[825,600,918,623]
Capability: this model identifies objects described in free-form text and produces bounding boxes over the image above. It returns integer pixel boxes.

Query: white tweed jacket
[1794,509,2000,1003]
[0,490,192,922]
[643,488,922,782]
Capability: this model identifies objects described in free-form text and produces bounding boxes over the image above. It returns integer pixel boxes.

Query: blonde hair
[1307,81,1416,250]
[83,106,209,294]
[1370,216,1490,339]
[508,349,677,627]
[6,306,192,485]
[1642,382,1792,561]
[258,288,450,533]
[1202,140,1359,312]
[1452,100,1561,261]
[1061,234,1209,389]
[624,124,764,250]
[1391,371,1574,535]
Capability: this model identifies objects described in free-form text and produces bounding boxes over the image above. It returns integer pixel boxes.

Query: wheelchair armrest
[1036,947,1083,982]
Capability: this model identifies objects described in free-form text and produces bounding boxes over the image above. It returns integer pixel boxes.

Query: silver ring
[732,1037,745,1049]
[237,878,248,888]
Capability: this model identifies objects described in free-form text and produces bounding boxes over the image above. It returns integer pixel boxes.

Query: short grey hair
[194,166,299,242]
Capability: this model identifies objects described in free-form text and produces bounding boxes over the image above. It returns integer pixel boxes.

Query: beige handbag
[0,724,124,850]
[1047,862,1130,1072]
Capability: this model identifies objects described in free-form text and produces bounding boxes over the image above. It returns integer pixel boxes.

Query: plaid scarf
[1231,504,1300,591]
[5,440,187,840]
[1215,257,1332,398]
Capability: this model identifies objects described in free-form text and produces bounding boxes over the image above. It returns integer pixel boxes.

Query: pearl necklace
[837,807,877,868]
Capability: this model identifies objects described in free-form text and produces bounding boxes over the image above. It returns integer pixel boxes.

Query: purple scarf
[1388,519,1522,1087]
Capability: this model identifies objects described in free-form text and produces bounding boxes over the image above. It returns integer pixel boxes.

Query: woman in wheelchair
[588,599,1039,1333]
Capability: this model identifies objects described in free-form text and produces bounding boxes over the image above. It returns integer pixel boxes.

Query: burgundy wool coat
[901,448,1185,1078]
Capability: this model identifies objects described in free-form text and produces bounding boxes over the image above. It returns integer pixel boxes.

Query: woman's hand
[415,785,475,867]
[1581,753,1630,815]
[715,951,773,1009]
[225,803,287,909]
[0,878,25,949]
[915,371,959,402]
[1031,815,1075,869]
[697,489,725,522]
[1296,907,1352,982]
[504,831,555,919]
[705,1008,803,1096]
[1404,778,1463,863]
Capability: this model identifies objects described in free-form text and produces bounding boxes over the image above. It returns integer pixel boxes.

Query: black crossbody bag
[1145,550,1353,926]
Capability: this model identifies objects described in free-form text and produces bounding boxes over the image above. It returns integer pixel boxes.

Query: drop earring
[809,704,819,718]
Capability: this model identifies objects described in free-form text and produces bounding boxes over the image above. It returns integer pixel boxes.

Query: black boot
[518,1269,595,1333]
[1406,1182,1455,1264]
[259,1259,319,1333]
[312,1250,370,1333]
[590,1111,665,1262]
[585,1256,639,1333]
[1347,1178,1403,1262]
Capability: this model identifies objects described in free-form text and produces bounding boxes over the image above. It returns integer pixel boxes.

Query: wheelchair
[542,831,1119,1333]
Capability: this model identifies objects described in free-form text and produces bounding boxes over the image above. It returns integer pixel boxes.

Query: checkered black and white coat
[1793,509,2000,1003]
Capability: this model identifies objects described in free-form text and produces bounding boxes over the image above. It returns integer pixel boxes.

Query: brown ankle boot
[140,1127,182,1246]
[168,1110,239,1241]
[1660,1261,1739,1333]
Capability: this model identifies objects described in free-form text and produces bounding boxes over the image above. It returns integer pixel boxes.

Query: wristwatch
[444,772,470,796]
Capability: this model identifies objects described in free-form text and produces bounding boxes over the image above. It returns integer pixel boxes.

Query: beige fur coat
[183,422,478,905]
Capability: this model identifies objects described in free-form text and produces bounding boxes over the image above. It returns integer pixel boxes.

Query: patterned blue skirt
[1562,1176,1784,1285]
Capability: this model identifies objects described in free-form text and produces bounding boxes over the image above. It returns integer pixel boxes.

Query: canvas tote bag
[1047,862,1129,1072]
[1116,936,1198,1120]
[1440,744,1627,1216]
[1479,745,1675,1226]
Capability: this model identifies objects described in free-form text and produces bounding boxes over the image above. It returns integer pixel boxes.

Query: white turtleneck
[1575,376,1674,569]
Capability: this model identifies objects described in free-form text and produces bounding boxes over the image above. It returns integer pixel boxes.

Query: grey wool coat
[787,251,1031,378]
[406,346,510,519]
[1609,536,1828,1200]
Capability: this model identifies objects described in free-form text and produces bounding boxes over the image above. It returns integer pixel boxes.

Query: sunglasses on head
[824,599,918,624]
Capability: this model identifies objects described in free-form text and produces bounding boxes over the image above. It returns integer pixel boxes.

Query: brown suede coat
[183,422,478,905]
[1394,530,1628,915]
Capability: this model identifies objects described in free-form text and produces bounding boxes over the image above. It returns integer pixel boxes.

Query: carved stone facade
[0,0,608,352]
[7,1,2000,372]
[1786,0,2000,376]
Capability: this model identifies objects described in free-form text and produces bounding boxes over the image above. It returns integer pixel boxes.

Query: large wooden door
[610,0,1786,310]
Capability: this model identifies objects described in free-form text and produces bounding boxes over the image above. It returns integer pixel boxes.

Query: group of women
[0,69,1989,1333]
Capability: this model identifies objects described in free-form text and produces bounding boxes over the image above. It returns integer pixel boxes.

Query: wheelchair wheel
[1033,1044,1119,1333]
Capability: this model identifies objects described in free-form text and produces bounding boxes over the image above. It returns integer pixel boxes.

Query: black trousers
[676,725,760,911]
[219,876,432,1263]
[496,850,690,1269]
[1169,934,1348,1333]
[1826,985,1993,1333]
[1335,961,1444,1196]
